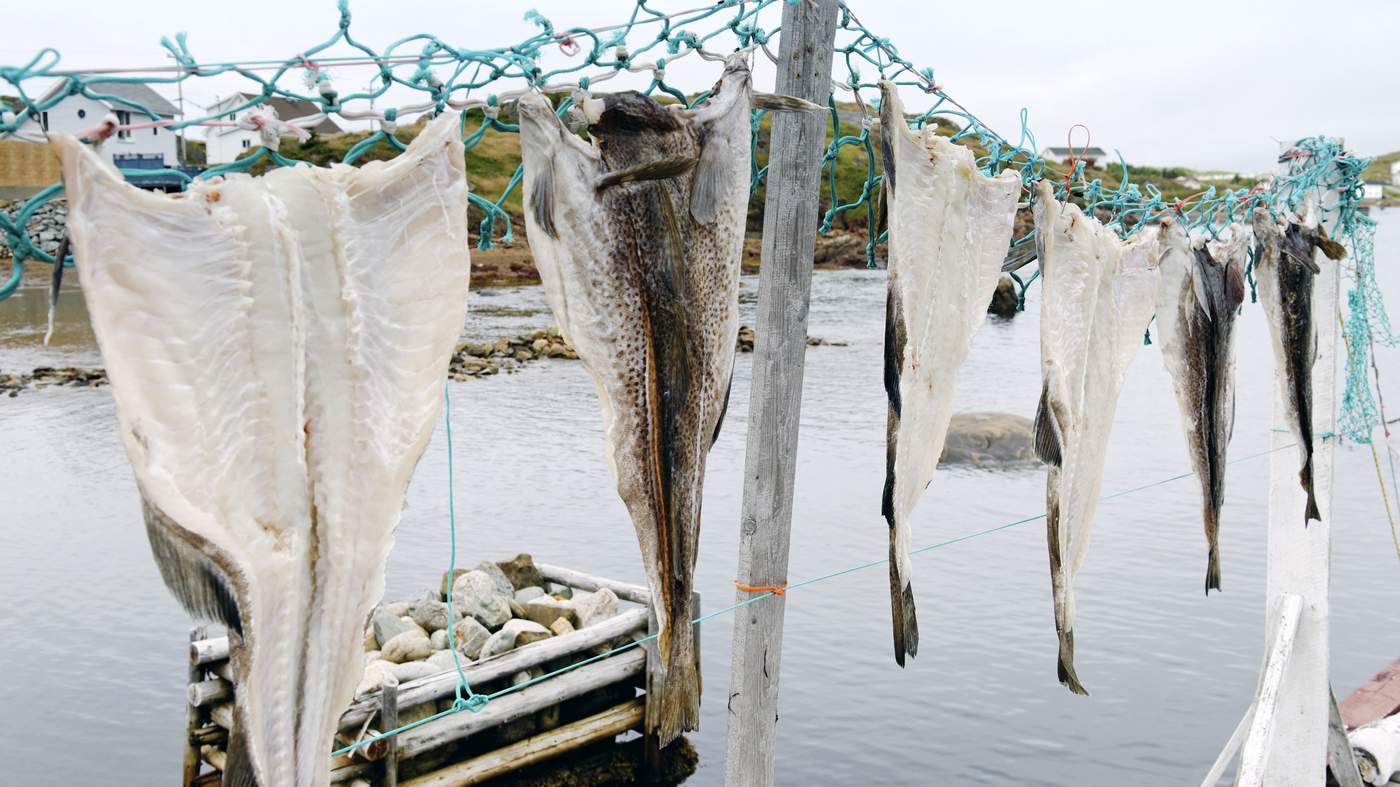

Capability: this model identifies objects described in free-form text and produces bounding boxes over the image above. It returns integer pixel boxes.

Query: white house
[16,80,180,167]
[1362,181,1385,201]
[1391,160,1400,186]
[204,93,343,164]
[1043,146,1108,166]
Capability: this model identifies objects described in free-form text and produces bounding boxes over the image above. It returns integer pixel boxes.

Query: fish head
[516,91,570,157]
[586,91,682,137]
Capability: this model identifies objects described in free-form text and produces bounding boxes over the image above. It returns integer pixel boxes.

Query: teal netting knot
[453,694,489,714]
[578,75,590,90]
[383,107,397,121]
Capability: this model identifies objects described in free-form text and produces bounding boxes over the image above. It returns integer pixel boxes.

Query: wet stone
[496,554,545,590]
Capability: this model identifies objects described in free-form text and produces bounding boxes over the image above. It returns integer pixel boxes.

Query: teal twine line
[440,385,488,714]
[333,439,1295,756]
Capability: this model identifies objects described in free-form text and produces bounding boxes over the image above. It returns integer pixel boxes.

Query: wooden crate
[180,562,699,786]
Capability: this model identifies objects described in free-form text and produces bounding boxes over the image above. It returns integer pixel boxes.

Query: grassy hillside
[226,100,1258,239]
[1363,150,1399,183]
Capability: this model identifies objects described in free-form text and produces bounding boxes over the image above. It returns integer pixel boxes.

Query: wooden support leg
[1237,593,1304,786]
[1328,686,1364,787]
[382,674,400,787]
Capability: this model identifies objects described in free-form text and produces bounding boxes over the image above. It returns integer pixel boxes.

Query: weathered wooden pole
[723,1,839,784]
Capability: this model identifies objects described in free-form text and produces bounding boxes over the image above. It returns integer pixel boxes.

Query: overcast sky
[3,0,1395,173]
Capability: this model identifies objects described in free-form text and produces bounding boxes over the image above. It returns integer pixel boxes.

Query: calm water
[2,213,1399,785]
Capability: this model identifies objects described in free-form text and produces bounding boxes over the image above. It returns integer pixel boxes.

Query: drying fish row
[874,82,1345,694]
[45,54,1343,785]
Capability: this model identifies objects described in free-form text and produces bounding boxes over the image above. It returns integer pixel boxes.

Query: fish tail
[888,537,919,667]
[1205,546,1222,594]
[1301,460,1321,524]
[650,616,701,747]
[1057,629,1088,696]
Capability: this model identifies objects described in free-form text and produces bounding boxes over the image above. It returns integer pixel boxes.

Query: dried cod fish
[1032,180,1159,694]
[1153,219,1247,591]
[52,111,470,786]
[876,80,1021,666]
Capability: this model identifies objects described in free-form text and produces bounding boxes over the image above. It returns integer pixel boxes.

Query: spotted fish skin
[52,113,470,786]
[1154,220,1247,592]
[517,57,758,746]
[875,80,1020,667]
[1033,180,1159,695]
[1250,204,1346,525]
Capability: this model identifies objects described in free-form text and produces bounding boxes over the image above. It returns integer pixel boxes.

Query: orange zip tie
[735,580,788,595]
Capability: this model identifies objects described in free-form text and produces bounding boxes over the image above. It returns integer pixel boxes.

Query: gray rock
[939,411,1038,467]
[570,587,619,629]
[522,595,577,628]
[364,626,378,652]
[378,601,413,618]
[478,619,552,659]
[474,561,516,596]
[514,586,546,603]
[426,649,462,673]
[356,659,393,696]
[401,616,429,638]
[390,660,439,683]
[371,608,416,647]
[496,553,545,590]
[440,568,468,599]
[508,599,527,619]
[450,617,491,659]
[430,629,448,650]
[546,583,573,600]
[411,597,456,633]
[549,618,576,637]
[380,630,433,664]
[451,571,512,630]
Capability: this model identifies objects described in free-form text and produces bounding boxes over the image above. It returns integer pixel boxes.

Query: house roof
[27,79,179,117]
[1044,146,1108,157]
[211,92,343,136]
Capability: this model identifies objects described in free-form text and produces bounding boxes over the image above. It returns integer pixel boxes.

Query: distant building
[13,80,180,167]
[1391,160,1400,186]
[1173,175,1205,190]
[1362,181,1385,201]
[1043,146,1107,166]
[204,93,343,164]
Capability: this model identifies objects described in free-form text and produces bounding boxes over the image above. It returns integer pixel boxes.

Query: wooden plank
[723,1,840,785]
[536,562,651,604]
[1253,166,1342,785]
[187,678,232,708]
[339,606,648,732]
[393,648,644,760]
[190,636,229,666]
[1340,657,1400,729]
[1237,593,1304,786]
[209,703,233,731]
[381,674,399,787]
[1329,687,1365,787]
[200,744,226,772]
[1200,704,1254,787]
[182,626,206,787]
[400,700,644,787]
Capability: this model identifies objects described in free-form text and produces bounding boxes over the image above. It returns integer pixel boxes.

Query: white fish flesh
[876,80,1020,666]
[1250,200,1346,524]
[51,112,470,786]
[1032,180,1159,694]
[515,58,765,746]
[1153,219,1247,591]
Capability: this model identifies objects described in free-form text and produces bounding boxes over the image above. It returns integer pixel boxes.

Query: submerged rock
[988,276,1019,319]
[939,411,1038,467]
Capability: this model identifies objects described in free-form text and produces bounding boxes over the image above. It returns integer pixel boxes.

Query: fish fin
[1191,249,1213,321]
[874,177,889,245]
[142,498,243,636]
[530,157,558,240]
[1316,226,1347,261]
[752,92,821,113]
[1057,629,1089,695]
[711,365,734,447]
[877,84,897,197]
[888,538,918,667]
[883,280,904,417]
[44,232,69,346]
[596,155,697,193]
[222,707,261,787]
[1302,461,1321,523]
[1033,381,1063,467]
[689,140,725,225]
[1223,249,1247,310]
